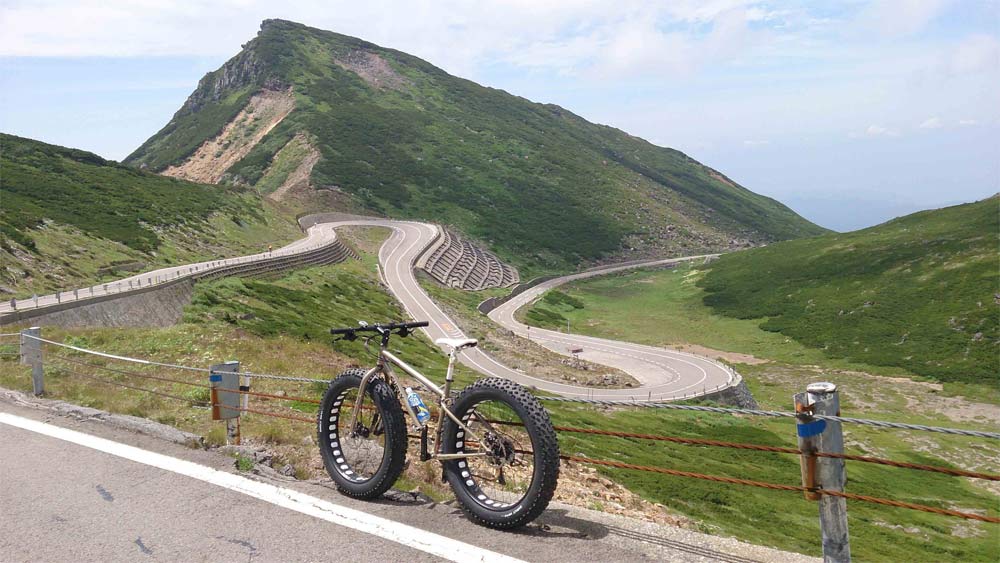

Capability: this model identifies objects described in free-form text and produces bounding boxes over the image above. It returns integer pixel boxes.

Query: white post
[20,327,43,395]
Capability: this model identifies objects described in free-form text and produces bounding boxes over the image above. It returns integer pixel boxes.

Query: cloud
[743,140,769,147]
[0,0,770,81]
[852,125,900,138]
[919,117,943,129]
[958,119,979,126]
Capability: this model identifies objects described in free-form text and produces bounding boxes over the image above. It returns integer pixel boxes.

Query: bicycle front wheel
[441,378,560,529]
[318,368,407,499]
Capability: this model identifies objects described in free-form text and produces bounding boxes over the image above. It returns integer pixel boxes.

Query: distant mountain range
[700,195,999,384]
[125,19,826,268]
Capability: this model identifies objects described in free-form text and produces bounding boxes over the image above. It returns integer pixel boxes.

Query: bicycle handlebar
[330,320,429,336]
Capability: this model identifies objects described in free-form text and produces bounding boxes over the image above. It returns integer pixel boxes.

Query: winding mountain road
[2,216,737,401]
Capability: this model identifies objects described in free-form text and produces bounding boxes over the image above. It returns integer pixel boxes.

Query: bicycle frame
[347,337,491,461]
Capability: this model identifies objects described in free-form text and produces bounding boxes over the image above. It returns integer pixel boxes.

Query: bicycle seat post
[445,348,458,383]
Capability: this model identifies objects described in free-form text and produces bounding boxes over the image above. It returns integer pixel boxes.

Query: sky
[1,1,998,231]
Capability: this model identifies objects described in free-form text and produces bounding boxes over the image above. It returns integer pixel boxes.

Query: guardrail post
[795,382,850,562]
[210,360,242,445]
[20,327,43,395]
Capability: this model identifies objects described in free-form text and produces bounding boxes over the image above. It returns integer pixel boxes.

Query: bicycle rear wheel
[441,378,560,529]
[318,368,407,499]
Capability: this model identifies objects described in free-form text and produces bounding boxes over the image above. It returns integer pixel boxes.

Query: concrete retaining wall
[2,238,356,329]
[696,379,759,409]
[477,275,560,314]
[6,279,196,328]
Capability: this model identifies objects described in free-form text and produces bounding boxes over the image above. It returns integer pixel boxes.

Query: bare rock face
[334,50,411,91]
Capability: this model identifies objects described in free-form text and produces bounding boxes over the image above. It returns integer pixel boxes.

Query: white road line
[0,412,523,563]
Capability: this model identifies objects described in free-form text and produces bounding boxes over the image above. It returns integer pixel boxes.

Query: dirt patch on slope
[334,51,410,91]
[268,134,321,202]
[163,88,295,184]
[706,168,737,188]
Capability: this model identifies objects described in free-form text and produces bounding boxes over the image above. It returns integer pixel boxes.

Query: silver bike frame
[346,340,490,461]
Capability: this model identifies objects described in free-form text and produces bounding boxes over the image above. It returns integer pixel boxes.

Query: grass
[0,133,303,298]
[0,133,259,252]
[1,226,995,559]
[699,196,999,385]
[515,259,998,560]
[125,19,826,270]
[521,263,897,371]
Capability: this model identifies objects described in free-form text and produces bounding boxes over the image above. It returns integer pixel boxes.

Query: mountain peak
[125,21,825,267]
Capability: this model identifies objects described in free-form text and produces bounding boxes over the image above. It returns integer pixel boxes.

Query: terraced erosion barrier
[0,238,357,328]
[418,227,518,290]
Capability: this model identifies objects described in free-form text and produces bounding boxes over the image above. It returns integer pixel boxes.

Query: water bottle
[405,387,431,425]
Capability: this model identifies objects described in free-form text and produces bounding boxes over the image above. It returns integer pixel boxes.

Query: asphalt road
[1,216,736,401]
[0,400,815,563]
[331,219,735,401]
[487,257,735,401]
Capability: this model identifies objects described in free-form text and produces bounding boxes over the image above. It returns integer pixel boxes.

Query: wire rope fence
[2,329,997,558]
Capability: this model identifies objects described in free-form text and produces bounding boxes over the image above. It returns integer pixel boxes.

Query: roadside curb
[0,386,205,448]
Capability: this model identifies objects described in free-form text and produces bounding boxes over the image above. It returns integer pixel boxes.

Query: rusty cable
[67,370,209,406]
[220,404,315,424]
[821,490,1000,524]
[53,357,1000,482]
[214,386,321,405]
[563,455,999,523]
[530,423,1000,481]
[814,452,999,481]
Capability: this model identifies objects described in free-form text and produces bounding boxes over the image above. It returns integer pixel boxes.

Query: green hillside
[126,19,825,267]
[698,197,999,384]
[0,133,299,296]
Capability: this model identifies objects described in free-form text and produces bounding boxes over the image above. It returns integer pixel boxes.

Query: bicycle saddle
[435,337,478,350]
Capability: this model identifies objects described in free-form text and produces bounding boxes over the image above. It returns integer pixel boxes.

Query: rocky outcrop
[334,50,411,91]
[419,228,518,290]
[179,47,281,114]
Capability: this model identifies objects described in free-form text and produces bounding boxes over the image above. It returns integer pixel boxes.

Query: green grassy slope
[517,258,997,561]
[126,19,825,267]
[698,197,999,384]
[0,133,300,296]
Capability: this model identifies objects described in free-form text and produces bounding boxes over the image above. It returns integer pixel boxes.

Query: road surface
[1,217,736,402]
[0,399,815,562]
[488,257,734,401]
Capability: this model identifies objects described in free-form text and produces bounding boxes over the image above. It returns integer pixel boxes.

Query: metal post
[20,327,43,395]
[210,361,242,445]
[795,382,850,562]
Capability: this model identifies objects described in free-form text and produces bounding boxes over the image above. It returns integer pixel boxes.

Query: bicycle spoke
[457,399,536,508]
[330,387,387,481]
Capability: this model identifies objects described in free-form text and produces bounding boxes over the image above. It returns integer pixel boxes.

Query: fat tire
[317,368,407,499]
[441,377,560,529]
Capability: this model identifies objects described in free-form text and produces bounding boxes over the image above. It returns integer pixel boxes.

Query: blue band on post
[797,419,827,437]
[209,374,222,382]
